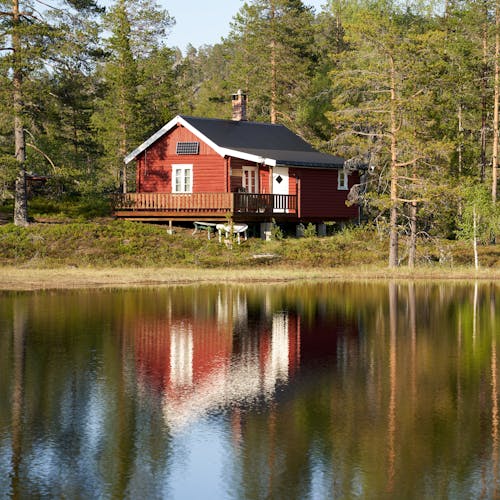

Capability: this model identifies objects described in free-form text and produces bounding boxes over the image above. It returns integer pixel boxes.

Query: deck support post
[260,222,272,241]
[167,220,173,235]
[318,223,327,237]
[296,224,305,238]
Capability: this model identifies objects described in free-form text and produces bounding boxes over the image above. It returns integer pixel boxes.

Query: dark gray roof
[181,115,344,168]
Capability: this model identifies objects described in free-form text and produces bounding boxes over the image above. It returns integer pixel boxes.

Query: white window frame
[172,164,193,193]
[338,170,348,190]
[242,166,259,193]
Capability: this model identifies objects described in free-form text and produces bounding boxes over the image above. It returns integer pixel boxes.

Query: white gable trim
[124,115,279,167]
[125,115,230,164]
[217,147,276,167]
[124,115,178,164]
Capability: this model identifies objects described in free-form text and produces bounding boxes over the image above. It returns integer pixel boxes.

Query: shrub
[303,223,317,238]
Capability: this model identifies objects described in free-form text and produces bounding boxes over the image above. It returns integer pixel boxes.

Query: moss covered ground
[0,218,498,271]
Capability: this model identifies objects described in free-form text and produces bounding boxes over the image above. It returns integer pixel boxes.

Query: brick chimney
[231,90,247,121]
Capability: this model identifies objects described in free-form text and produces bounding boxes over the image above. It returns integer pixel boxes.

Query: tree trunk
[473,205,479,270]
[12,0,28,226]
[389,55,399,268]
[458,102,463,175]
[481,3,489,183]
[493,0,499,202]
[121,134,127,194]
[14,172,28,226]
[408,199,417,268]
[270,1,277,124]
[270,40,277,124]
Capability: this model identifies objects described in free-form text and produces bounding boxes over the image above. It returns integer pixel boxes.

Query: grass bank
[1,266,499,291]
[0,219,498,289]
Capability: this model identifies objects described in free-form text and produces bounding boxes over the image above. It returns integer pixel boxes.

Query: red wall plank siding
[260,166,270,194]
[288,173,297,196]
[291,168,360,220]
[136,125,226,193]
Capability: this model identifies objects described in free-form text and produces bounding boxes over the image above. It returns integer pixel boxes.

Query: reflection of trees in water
[490,286,499,498]
[231,283,500,499]
[11,298,27,500]
[0,291,172,498]
[0,283,498,498]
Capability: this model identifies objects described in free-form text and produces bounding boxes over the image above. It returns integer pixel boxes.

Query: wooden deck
[113,192,299,222]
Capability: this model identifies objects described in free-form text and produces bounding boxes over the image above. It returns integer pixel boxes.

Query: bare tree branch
[26,142,57,173]
[397,197,426,203]
[33,0,64,14]
[395,158,422,168]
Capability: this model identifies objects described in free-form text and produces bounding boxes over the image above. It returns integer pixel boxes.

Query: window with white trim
[242,166,259,193]
[172,164,193,193]
[338,170,348,190]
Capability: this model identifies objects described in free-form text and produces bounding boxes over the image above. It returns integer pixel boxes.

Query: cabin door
[242,166,259,193]
[272,166,289,213]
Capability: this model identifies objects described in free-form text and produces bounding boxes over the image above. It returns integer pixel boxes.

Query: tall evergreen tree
[176,42,235,119]
[327,1,448,266]
[0,0,102,225]
[29,8,104,195]
[228,0,316,124]
[92,0,174,192]
[299,4,351,142]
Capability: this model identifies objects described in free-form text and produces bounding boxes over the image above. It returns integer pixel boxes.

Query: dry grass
[1,265,499,291]
[0,219,498,290]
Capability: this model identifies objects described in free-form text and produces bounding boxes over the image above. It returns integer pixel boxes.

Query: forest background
[0,0,498,268]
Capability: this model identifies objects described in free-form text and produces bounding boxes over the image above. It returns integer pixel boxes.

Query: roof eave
[220,147,276,167]
[275,160,344,168]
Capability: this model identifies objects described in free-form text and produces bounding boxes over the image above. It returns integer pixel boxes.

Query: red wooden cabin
[114,91,362,227]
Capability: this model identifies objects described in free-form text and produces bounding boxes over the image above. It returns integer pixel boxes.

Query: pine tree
[0,0,102,225]
[28,8,104,195]
[228,0,316,124]
[176,43,235,119]
[327,1,446,267]
[92,0,174,192]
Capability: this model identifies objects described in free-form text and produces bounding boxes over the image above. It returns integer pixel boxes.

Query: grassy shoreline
[1,219,498,290]
[1,265,499,291]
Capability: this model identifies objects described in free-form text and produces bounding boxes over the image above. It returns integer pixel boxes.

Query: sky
[163,0,328,52]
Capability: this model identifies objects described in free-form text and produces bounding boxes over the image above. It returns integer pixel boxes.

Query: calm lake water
[0,282,498,499]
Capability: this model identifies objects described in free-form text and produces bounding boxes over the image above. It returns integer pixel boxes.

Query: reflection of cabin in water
[128,290,359,430]
[114,91,363,235]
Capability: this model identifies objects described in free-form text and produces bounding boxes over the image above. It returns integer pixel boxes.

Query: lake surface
[0,282,498,499]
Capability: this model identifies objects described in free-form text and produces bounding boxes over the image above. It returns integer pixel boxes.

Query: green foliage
[271,219,284,240]
[0,155,18,200]
[0,220,496,268]
[91,0,176,190]
[302,223,317,238]
[227,0,316,123]
[176,43,234,118]
[24,195,111,220]
[456,183,499,244]
[0,0,497,252]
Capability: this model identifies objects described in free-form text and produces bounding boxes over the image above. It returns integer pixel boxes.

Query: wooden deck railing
[233,193,297,214]
[113,192,297,216]
[114,192,234,213]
